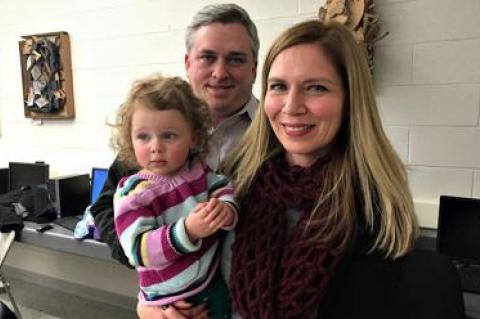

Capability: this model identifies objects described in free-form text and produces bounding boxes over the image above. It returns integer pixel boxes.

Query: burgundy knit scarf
[230,154,345,319]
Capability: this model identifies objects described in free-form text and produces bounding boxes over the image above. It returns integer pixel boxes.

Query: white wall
[0,1,479,228]
[375,0,480,226]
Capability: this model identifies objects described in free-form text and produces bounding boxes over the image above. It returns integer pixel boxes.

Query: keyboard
[458,265,480,294]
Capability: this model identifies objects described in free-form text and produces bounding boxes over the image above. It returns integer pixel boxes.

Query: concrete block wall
[375,0,480,227]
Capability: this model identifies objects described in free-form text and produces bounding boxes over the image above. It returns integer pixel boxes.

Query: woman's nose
[282,89,306,115]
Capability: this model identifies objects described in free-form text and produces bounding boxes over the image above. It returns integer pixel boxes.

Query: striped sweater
[113,160,238,305]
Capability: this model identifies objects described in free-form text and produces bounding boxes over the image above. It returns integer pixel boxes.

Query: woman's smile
[281,123,315,136]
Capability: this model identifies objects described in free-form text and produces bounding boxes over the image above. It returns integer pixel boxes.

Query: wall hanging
[319,0,388,75]
[18,31,75,120]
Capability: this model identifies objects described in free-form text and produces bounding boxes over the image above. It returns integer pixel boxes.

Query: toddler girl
[113,74,237,318]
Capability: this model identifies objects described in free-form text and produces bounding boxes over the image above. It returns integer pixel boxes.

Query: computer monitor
[8,161,49,191]
[0,168,8,194]
[437,195,480,265]
[90,167,108,204]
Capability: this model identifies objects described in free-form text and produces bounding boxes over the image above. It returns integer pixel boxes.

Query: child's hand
[202,198,235,230]
[184,203,209,243]
[184,199,235,243]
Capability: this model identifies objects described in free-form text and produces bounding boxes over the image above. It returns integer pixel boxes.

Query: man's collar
[229,94,257,121]
[244,94,259,120]
[215,95,258,129]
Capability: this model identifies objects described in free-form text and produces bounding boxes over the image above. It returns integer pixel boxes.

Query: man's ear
[184,53,191,74]
[252,61,258,83]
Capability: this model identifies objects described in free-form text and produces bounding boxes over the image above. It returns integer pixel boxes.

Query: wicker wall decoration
[319,0,388,75]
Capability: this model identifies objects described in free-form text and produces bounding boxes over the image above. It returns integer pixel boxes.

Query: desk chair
[0,231,22,319]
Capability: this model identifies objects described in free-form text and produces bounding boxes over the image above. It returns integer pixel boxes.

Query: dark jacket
[319,238,465,319]
[89,157,137,267]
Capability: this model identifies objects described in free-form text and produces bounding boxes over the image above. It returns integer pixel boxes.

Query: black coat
[89,157,137,267]
[319,246,465,319]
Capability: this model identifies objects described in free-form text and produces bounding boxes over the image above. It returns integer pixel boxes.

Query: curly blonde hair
[111,74,212,169]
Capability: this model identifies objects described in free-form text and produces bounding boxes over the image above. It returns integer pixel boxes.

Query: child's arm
[182,165,239,245]
[114,177,197,268]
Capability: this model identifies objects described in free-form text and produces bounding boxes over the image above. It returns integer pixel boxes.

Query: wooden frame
[19,31,75,120]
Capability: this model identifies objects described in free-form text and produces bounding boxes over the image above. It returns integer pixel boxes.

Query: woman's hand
[137,301,209,319]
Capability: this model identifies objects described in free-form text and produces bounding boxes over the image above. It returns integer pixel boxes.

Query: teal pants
[186,273,231,319]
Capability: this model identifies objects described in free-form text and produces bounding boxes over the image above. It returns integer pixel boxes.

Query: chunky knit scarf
[230,154,345,319]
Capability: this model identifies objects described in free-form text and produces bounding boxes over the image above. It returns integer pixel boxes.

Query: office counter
[5,221,137,310]
[20,221,113,262]
[9,224,480,318]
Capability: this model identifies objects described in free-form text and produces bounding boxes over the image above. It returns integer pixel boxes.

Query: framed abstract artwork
[19,31,75,120]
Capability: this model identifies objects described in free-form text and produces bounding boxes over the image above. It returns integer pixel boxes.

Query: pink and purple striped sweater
[113,160,238,305]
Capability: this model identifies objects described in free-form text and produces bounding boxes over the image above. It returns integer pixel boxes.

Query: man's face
[185,22,257,123]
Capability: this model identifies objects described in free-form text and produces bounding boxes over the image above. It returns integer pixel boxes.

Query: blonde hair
[222,20,418,258]
[112,74,212,169]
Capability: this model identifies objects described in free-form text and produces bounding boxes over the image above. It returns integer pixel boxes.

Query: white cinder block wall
[375,0,480,227]
[0,0,479,299]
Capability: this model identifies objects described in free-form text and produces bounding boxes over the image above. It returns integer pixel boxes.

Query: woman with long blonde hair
[224,20,417,259]
[220,20,453,319]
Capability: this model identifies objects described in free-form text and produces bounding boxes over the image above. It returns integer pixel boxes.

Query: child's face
[131,102,197,176]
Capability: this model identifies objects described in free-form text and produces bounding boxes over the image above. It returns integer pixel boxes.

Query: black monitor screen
[8,162,49,191]
[437,195,480,264]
